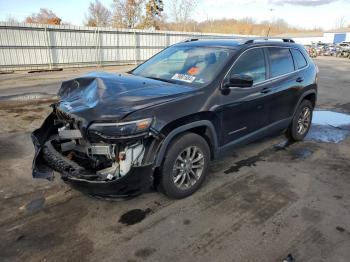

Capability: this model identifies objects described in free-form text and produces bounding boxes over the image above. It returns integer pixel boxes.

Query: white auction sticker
[171,73,196,83]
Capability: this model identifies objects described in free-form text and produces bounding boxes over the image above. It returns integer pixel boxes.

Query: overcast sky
[0,0,349,30]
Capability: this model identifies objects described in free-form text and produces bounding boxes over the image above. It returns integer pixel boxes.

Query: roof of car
[175,38,298,49]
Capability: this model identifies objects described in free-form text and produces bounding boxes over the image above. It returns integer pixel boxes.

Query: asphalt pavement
[1,57,350,262]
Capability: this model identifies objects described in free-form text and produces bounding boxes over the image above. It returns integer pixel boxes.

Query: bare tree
[5,15,19,24]
[112,0,144,28]
[335,16,346,29]
[25,8,62,25]
[85,0,112,27]
[170,0,198,31]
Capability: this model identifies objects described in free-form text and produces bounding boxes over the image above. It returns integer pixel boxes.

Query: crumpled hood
[57,72,195,122]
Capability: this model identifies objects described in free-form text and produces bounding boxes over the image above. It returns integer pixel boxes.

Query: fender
[292,89,317,117]
[154,120,219,167]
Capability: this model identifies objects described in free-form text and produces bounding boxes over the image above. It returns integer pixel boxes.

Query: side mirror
[224,74,253,88]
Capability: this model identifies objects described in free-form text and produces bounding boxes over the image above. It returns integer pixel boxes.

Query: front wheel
[159,132,210,199]
[286,100,314,141]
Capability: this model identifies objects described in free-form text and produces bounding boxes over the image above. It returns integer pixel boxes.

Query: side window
[268,47,294,78]
[291,49,307,69]
[230,48,266,84]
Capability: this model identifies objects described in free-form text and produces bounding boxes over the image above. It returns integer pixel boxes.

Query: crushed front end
[32,106,160,197]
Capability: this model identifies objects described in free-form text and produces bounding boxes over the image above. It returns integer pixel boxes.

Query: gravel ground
[0,57,350,262]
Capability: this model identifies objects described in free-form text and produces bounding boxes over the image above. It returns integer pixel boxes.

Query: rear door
[265,47,303,124]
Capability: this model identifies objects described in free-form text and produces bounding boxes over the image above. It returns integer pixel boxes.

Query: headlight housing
[89,118,153,137]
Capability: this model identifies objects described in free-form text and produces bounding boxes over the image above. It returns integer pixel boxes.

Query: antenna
[267,8,274,38]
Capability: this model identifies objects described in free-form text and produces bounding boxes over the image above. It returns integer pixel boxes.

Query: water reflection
[306,110,350,143]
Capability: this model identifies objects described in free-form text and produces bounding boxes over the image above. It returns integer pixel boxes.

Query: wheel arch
[293,89,317,117]
[303,92,316,108]
[154,120,219,168]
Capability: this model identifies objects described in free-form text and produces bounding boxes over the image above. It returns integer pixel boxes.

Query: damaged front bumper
[31,109,158,197]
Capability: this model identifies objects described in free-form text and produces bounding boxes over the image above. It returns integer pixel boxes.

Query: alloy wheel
[297,106,312,135]
[172,146,205,190]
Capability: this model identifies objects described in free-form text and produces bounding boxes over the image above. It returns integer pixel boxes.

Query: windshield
[132,46,232,87]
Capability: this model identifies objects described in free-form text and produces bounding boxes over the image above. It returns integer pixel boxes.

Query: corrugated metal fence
[0,22,246,72]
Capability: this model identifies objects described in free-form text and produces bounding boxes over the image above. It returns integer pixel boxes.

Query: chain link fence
[0,22,248,72]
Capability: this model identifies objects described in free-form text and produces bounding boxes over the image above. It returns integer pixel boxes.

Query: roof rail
[243,38,295,44]
[282,38,295,43]
[183,38,199,42]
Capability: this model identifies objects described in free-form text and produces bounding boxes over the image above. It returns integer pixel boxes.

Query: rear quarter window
[268,47,295,78]
[291,49,308,69]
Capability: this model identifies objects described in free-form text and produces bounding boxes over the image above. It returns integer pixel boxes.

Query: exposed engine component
[119,143,145,176]
[93,143,144,180]
[58,129,83,139]
[96,163,119,180]
[87,144,116,160]
[58,124,82,139]
[55,123,145,181]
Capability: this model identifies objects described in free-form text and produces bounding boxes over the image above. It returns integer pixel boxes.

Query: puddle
[306,125,349,143]
[135,248,156,258]
[312,110,350,127]
[25,197,45,213]
[274,139,295,151]
[119,208,152,226]
[224,139,298,174]
[289,148,313,160]
[336,226,346,233]
[306,110,350,143]
[224,155,263,174]
[16,235,26,242]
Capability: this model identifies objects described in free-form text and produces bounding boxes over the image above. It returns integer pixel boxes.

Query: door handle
[261,87,271,94]
[296,77,304,83]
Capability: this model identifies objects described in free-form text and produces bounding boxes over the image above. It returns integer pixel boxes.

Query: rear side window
[268,47,294,78]
[291,49,307,69]
[230,48,266,83]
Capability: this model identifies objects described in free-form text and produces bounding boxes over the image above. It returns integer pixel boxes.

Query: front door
[218,47,272,145]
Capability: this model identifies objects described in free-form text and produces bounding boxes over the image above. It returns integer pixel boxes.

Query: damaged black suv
[32,38,318,199]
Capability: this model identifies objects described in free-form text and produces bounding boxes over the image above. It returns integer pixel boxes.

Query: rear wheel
[159,132,210,199]
[286,100,313,141]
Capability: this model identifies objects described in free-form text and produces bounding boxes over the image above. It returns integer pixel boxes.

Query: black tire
[159,132,210,199]
[286,100,313,141]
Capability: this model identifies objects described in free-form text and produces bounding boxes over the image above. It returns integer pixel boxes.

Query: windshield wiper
[145,76,176,84]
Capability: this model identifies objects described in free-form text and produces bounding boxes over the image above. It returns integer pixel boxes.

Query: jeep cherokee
[31,38,318,199]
